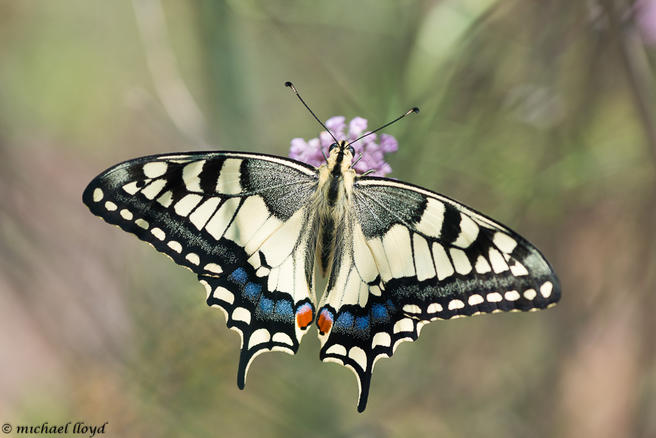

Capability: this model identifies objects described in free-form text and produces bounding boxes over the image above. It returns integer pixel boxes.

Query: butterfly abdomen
[318,215,335,274]
[316,191,347,276]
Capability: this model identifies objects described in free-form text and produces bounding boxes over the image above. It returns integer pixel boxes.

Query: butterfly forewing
[83,152,320,386]
[316,176,560,411]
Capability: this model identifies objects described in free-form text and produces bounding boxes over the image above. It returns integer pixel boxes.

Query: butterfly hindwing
[83,151,320,385]
[317,177,560,411]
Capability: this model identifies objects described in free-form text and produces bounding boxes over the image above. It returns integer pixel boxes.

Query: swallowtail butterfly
[83,83,560,412]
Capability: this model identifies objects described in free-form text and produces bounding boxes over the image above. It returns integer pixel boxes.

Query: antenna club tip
[412,107,420,114]
[284,81,293,87]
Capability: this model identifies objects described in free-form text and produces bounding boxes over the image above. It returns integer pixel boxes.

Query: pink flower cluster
[637,0,656,44]
[289,116,398,177]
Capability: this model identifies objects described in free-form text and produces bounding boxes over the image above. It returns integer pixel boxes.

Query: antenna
[285,81,339,144]
[348,107,419,147]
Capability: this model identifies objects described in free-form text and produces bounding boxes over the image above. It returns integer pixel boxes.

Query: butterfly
[83,83,560,412]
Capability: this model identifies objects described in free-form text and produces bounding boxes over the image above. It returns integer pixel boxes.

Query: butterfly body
[316,140,356,275]
[84,144,560,412]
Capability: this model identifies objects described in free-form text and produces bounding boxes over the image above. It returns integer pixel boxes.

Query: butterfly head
[327,140,355,174]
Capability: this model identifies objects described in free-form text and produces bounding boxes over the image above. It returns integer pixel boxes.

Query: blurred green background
[1,0,655,437]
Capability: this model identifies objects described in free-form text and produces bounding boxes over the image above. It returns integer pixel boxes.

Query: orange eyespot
[296,305,313,330]
[317,309,334,335]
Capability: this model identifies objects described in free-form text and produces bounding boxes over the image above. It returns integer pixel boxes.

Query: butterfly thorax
[315,141,356,275]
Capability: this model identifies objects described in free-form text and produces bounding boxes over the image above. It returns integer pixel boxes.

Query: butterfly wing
[316,177,561,411]
[83,151,320,387]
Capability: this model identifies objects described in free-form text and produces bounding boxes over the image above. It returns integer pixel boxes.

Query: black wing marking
[83,151,320,387]
[316,177,560,412]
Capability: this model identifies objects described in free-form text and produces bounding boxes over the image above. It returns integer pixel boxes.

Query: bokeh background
[1,0,655,437]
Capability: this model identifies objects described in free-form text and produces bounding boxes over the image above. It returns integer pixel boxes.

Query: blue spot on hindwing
[335,312,354,331]
[355,316,370,332]
[230,267,248,285]
[258,297,274,313]
[274,300,294,321]
[371,304,389,321]
[244,282,262,301]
